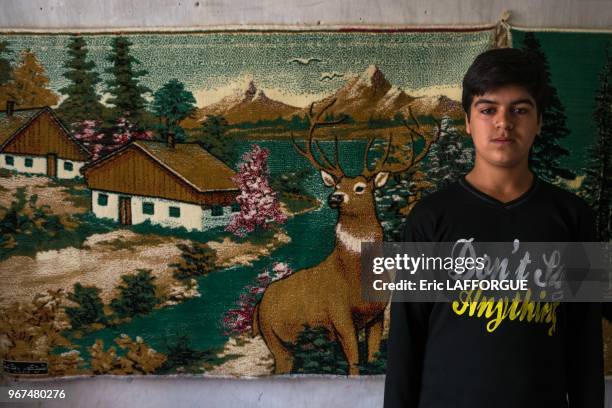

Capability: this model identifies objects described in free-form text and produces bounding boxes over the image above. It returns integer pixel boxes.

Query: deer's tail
[252,303,261,337]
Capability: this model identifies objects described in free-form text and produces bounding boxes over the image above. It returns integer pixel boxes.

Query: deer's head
[292,99,440,218]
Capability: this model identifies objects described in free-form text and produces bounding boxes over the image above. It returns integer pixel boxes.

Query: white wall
[0,153,46,175]
[92,190,120,222]
[92,190,233,231]
[57,158,85,179]
[0,0,610,28]
[203,204,235,229]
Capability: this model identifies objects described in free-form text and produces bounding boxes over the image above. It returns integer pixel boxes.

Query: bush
[169,243,217,281]
[110,269,158,318]
[89,334,166,375]
[222,262,292,336]
[157,334,224,374]
[65,283,107,329]
[0,188,65,250]
[287,325,388,375]
[287,325,349,375]
[270,169,312,195]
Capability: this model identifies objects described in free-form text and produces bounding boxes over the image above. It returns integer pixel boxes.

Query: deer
[252,98,441,375]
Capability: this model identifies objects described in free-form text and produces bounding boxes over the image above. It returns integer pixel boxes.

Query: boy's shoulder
[410,181,464,217]
[536,178,594,215]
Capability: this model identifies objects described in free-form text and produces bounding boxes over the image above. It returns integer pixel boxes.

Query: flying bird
[288,57,323,65]
[320,71,344,81]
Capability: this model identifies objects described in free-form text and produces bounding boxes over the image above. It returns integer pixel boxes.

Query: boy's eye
[480,108,495,115]
[513,107,529,114]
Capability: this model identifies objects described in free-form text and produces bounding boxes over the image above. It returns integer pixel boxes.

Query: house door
[46,154,57,177]
[119,196,132,225]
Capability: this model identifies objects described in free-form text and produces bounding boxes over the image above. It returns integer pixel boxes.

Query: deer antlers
[292,98,347,180]
[362,107,442,179]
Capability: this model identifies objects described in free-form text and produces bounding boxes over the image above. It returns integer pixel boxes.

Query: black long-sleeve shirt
[383,175,604,408]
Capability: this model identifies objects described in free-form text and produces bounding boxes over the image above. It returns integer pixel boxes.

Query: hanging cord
[493,10,513,48]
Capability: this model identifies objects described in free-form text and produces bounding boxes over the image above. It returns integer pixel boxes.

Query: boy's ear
[465,113,472,135]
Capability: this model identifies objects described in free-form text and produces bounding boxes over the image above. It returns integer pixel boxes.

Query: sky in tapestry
[0,31,492,108]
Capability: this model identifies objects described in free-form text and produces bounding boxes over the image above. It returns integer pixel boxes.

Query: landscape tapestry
[0,25,609,378]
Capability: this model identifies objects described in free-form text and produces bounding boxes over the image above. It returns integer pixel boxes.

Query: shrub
[0,188,65,250]
[222,262,292,336]
[287,325,348,375]
[65,283,107,329]
[110,269,158,318]
[286,325,388,375]
[158,334,223,374]
[169,242,217,281]
[89,334,166,375]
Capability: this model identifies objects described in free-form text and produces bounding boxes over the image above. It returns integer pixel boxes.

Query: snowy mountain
[186,80,300,126]
[184,66,463,128]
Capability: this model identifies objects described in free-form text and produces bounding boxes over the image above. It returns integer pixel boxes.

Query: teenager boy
[383,48,604,408]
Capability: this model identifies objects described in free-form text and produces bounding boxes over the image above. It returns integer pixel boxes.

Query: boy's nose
[494,110,514,130]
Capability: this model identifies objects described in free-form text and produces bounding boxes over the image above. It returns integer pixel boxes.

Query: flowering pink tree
[72,120,106,160]
[222,262,293,335]
[72,117,153,160]
[226,144,287,237]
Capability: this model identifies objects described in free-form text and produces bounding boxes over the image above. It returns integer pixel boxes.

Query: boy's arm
[383,301,432,408]
[383,205,433,408]
[566,205,604,407]
[565,302,604,408]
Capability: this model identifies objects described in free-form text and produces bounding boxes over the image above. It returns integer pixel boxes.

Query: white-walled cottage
[0,102,90,178]
[82,137,240,231]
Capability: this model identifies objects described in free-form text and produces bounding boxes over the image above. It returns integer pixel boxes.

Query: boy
[383,48,604,408]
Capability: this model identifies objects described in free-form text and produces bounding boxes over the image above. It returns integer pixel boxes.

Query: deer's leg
[263,330,293,374]
[272,347,294,375]
[366,316,384,362]
[332,312,360,375]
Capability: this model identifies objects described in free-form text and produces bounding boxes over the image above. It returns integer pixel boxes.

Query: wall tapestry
[0,20,610,378]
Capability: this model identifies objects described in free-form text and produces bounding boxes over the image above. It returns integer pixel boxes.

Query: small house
[0,102,90,178]
[82,136,240,231]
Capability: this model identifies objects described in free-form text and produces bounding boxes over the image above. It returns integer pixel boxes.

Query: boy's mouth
[491,136,514,144]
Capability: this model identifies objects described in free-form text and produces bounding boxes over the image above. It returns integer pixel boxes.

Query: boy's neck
[465,160,535,204]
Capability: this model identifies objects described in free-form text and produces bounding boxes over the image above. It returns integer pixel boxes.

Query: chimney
[166,131,175,149]
[6,100,15,117]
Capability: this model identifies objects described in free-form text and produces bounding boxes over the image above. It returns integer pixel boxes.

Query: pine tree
[582,43,612,241]
[521,33,575,183]
[104,36,150,125]
[151,79,196,141]
[425,117,474,192]
[0,49,59,109]
[0,41,12,86]
[57,35,105,125]
[199,114,235,163]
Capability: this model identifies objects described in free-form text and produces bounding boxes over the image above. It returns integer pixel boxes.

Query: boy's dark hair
[462,48,550,120]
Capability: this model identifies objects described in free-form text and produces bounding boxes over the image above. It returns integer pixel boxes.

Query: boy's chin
[481,155,528,169]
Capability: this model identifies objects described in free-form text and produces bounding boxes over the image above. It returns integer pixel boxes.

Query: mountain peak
[358,64,384,87]
[243,80,257,100]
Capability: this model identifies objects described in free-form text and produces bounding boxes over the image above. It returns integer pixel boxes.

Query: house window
[211,205,223,216]
[5,155,14,166]
[98,193,108,206]
[231,203,240,213]
[24,158,33,167]
[64,161,74,171]
[142,202,155,215]
[169,206,181,218]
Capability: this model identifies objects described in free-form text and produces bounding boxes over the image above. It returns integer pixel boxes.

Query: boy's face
[465,85,541,169]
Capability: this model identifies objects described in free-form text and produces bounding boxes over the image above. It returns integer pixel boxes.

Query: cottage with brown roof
[82,136,240,231]
[0,102,90,178]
